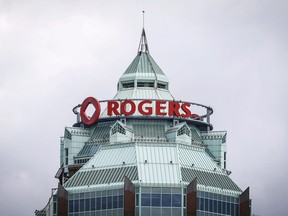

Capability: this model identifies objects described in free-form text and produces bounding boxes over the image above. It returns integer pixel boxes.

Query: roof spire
[138,11,149,54]
[142,10,145,28]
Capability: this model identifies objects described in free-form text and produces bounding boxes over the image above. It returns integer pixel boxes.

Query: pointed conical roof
[115,29,173,100]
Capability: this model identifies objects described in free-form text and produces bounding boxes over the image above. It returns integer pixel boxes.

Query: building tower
[35,28,251,216]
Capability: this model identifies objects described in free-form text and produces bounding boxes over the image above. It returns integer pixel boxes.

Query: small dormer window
[122,82,134,88]
[111,122,126,135]
[177,125,191,137]
[157,82,167,89]
[137,82,154,87]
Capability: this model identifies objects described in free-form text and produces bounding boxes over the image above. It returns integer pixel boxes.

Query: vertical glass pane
[200,198,204,210]
[118,195,124,208]
[102,197,107,210]
[162,208,171,216]
[142,187,151,193]
[141,207,150,216]
[151,207,161,215]
[69,200,73,213]
[172,208,181,216]
[231,203,235,215]
[151,194,161,206]
[91,198,96,211]
[222,202,226,214]
[151,187,161,193]
[172,194,181,207]
[171,188,181,194]
[218,201,222,214]
[162,194,171,207]
[96,198,101,210]
[227,202,231,215]
[205,199,208,211]
[74,200,79,212]
[80,199,84,212]
[136,194,139,206]
[236,203,239,216]
[141,193,151,206]
[107,196,113,209]
[85,199,90,211]
[162,188,171,194]
[113,196,118,208]
[183,195,186,208]
[209,199,213,212]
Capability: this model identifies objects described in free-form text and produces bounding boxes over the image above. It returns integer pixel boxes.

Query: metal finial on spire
[142,11,145,28]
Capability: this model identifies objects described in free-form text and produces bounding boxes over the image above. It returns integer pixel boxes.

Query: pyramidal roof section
[115,28,173,100]
[138,28,149,54]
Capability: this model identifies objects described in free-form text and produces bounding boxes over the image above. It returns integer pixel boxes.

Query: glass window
[141,207,150,216]
[152,194,161,206]
[209,199,213,212]
[74,200,79,212]
[204,199,208,211]
[172,208,181,216]
[151,208,161,215]
[135,187,139,193]
[136,194,139,206]
[142,187,151,193]
[102,197,107,209]
[91,192,96,198]
[123,82,135,88]
[152,187,161,193]
[162,208,171,216]
[213,200,217,213]
[171,188,181,194]
[80,199,84,212]
[162,194,171,207]
[231,203,235,215]
[108,196,113,209]
[197,197,200,209]
[118,195,123,208]
[183,195,186,207]
[162,188,171,194]
[118,189,124,195]
[69,200,73,213]
[227,202,231,215]
[91,198,96,211]
[102,191,107,197]
[96,198,101,210]
[236,203,239,216]
[218,201,222,214]
[199,198,204,210]
[172,194,181,207]
[142,193,150,206]
[113,196,118,208]
[85,199,90,211]
[222,202,226,214]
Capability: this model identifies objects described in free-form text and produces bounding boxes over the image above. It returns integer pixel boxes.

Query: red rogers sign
[80,97,203,125]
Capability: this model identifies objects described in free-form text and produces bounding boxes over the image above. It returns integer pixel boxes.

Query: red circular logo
[80,97,101,125]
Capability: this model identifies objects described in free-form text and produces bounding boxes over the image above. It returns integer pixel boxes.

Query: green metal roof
[181,168,241,192]
[119,52,169,84]
[65,166,138,187]
[64,142,240,192]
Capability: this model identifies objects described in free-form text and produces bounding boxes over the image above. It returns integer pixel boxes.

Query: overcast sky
[0,0,287,215]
